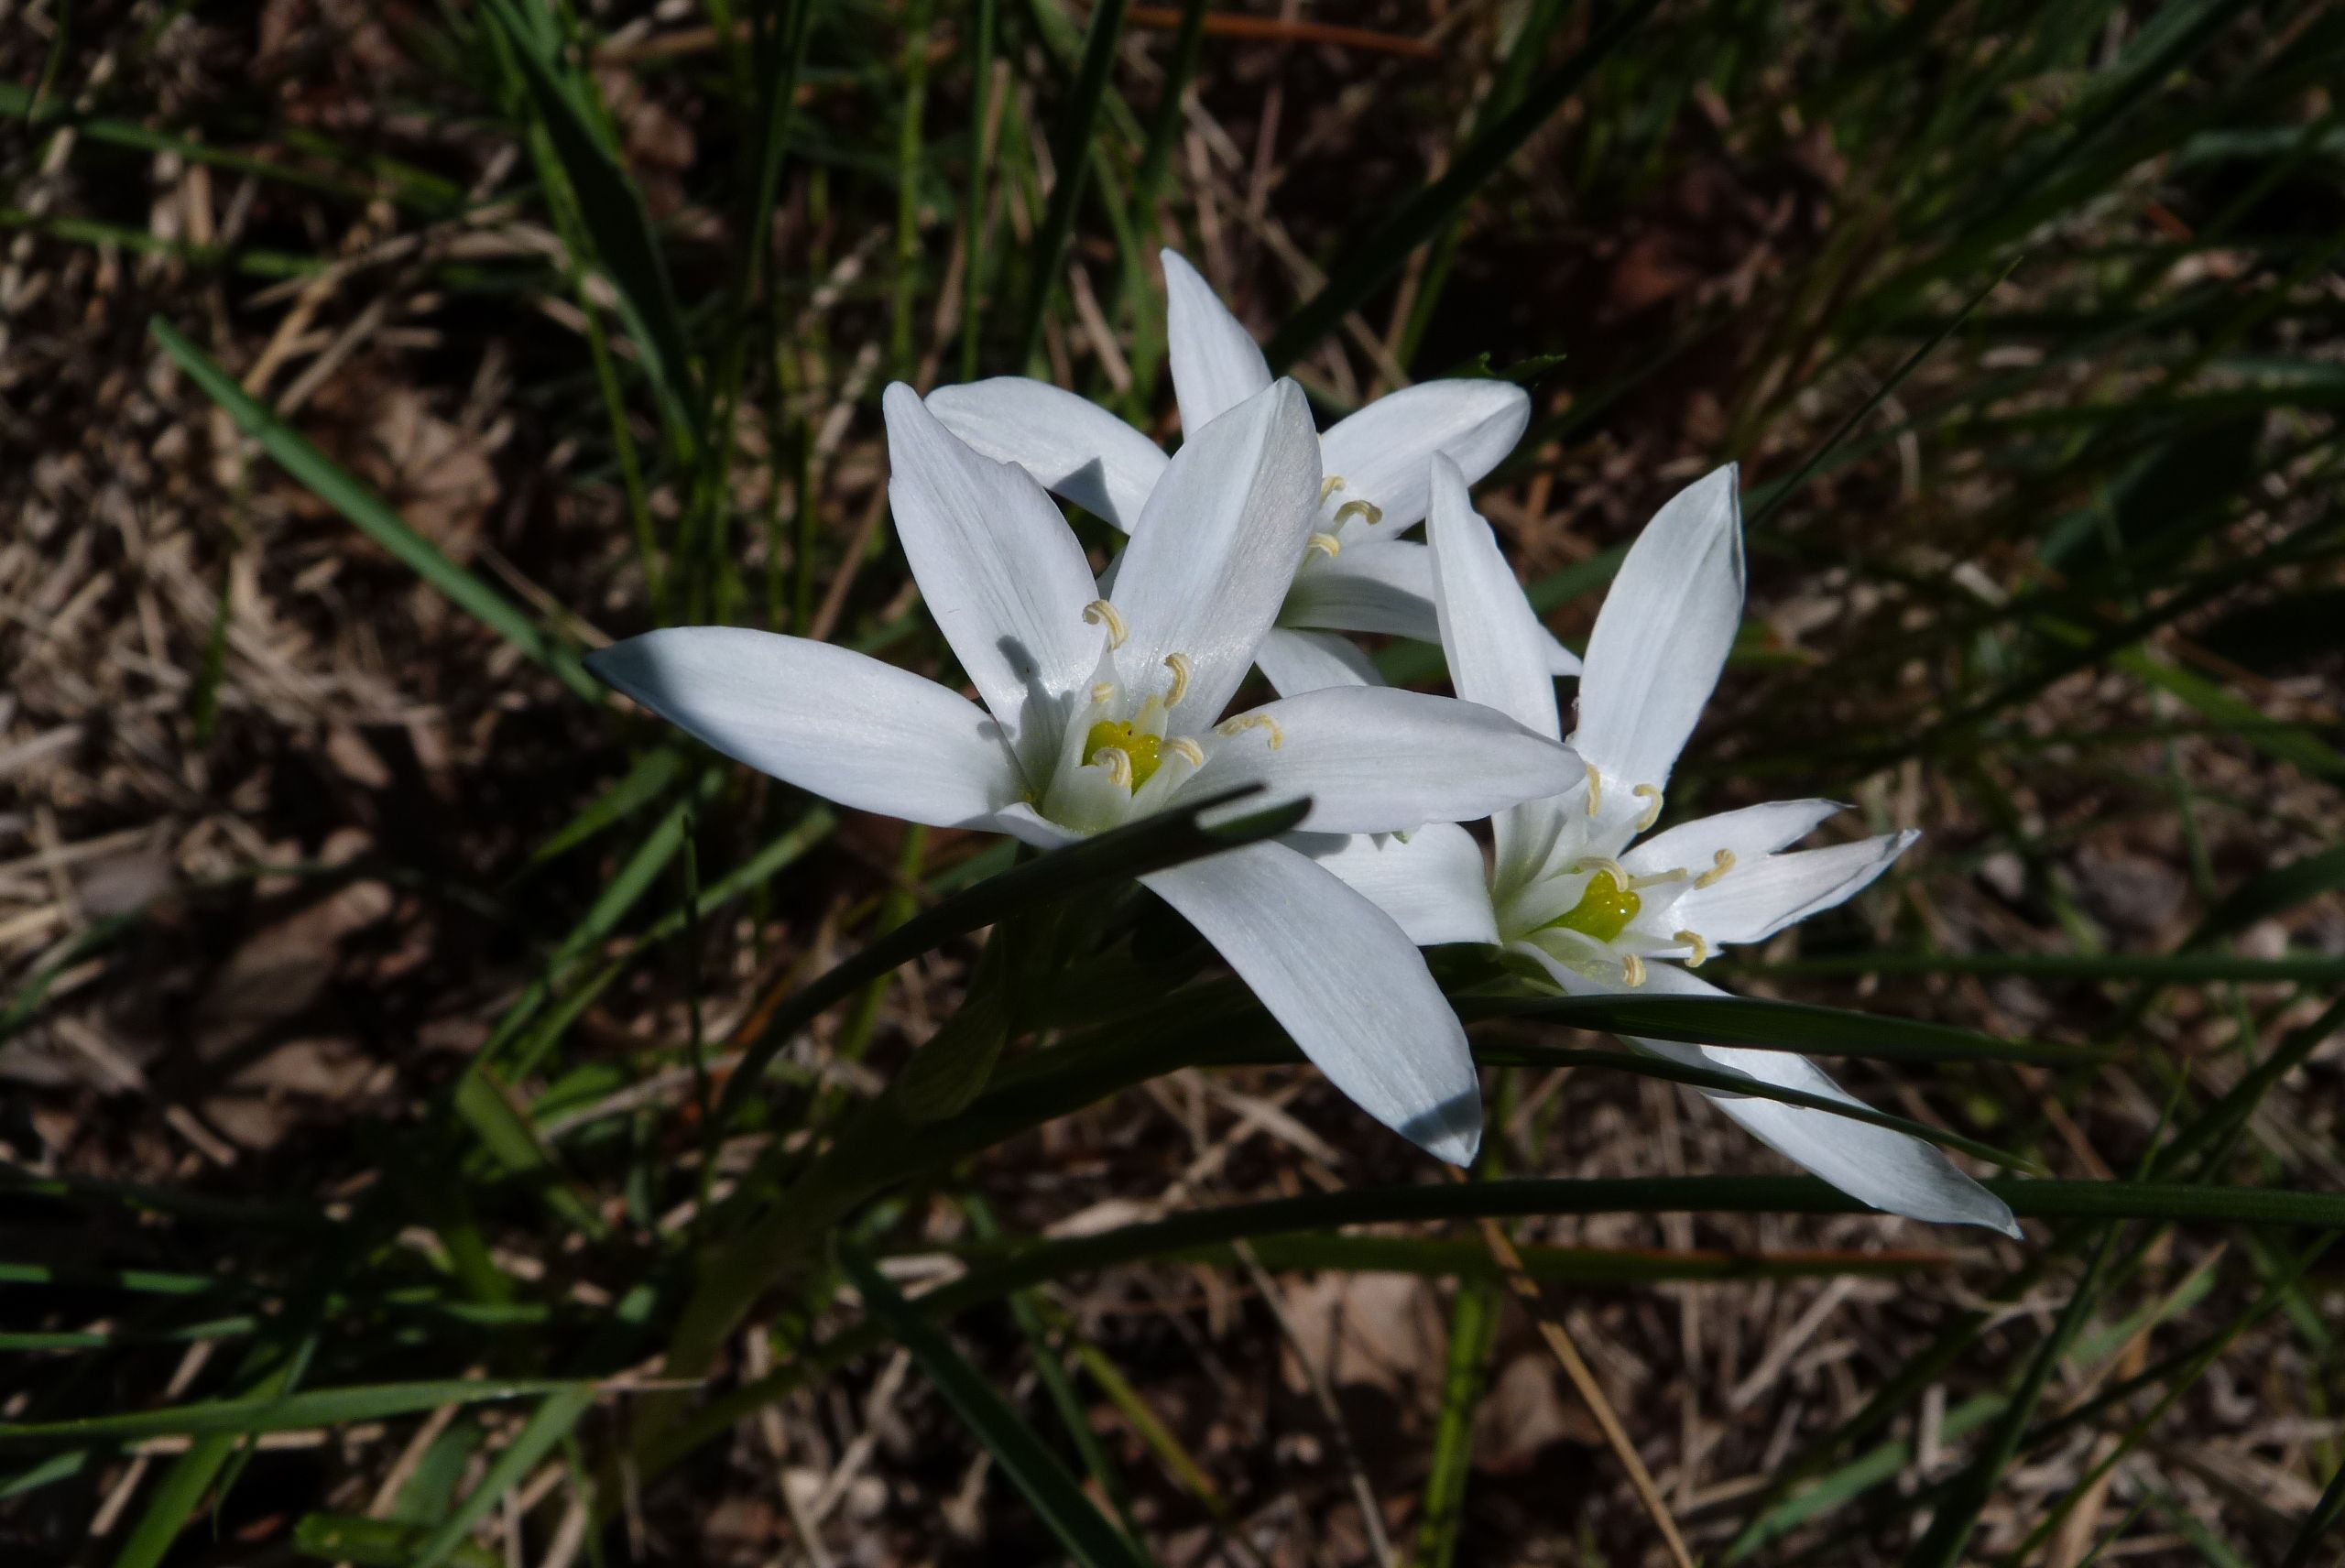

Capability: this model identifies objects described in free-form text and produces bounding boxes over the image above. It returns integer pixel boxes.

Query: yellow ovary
[1083,720,1163,788]
[1549,869,1642,943]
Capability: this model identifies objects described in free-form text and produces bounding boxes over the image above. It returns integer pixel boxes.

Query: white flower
[588,379,1586,1164]
[1306,455,2021,1233]
[924,249,1579,697]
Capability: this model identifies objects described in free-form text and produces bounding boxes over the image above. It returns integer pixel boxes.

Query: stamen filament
[1082,599,1129,648]
[1162,652,1193,707]
[1626,867,1688,891]
[1696,849,1736,888]
[1674,930,1710,967]
[1216,713,1284,750]
[1633,783,1663,831]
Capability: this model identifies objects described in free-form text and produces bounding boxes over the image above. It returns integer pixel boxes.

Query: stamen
[1633,783,1663,831]
[1082,599,1129,648]
[1674,930,1710,967]
[1216,713,1284,750]
[1094,746,1132,789]
[1320,474,1347,501]
[1696,849,1736,888]
[1161,652,1194,707]
[1626,866,1688,891]
[1573,856,1629,886]
[1620,953,1648,987]
[1306,531,1343,560]
[1089,681,1118,706]
[1164,736,1205,768]
[1331,499,1383,530]
[1585,764,1603,818]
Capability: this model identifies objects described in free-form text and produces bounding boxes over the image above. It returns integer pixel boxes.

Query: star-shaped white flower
[588,379,1585,1163]
[924,249,1578,697]
[1305,455,2019,1232]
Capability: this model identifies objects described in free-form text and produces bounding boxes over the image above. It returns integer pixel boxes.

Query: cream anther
[1585,764,1604,818]
[1696,849,1736,888]
[1620,953,1648,987]
[1674,930,1710,967]
[1165,736,1205,768]
[1089,681,1118,705]
[1162,652,1194,706]
[1216,713,1284,750]
[1331,498,1383,530]
[1320,474,1347,501]
[1094,746,1132,788]
[1306,532,1343,560]
[1633,783,1663,831]
[1082,599,1129,648]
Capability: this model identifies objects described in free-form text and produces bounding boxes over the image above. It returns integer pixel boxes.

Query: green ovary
[1083,720,1162,788]
[1547,870,1641,943]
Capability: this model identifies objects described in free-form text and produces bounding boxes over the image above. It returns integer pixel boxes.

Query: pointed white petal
[1512,954,2015,1233]
[1253,626,1384,696]
[989,800,1082,852]
[1142,841,1482,1163]
[589,628,1020,829]
[1427,453,1562,741]
[925,377,1169,532]
[1294,823,1500,947]
[1162,249,1271,435]
[1545,633,1584,677]
[1572,465,1744,791]
[1114,379,1321,723]
[881,384,1101,775]
[1674,830,1920,946]
[1278,539,1441,641]
[1192,686,1579,834]
[1622,799,1847,878]
[1319,380,1532,533]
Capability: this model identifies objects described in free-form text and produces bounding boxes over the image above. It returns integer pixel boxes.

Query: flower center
[1083,719,1163,789]
[1547,868,1641,943]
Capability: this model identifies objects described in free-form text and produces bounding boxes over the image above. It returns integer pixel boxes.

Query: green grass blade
[292,1514,502,1568]
[1462,993,2105,1067]
[408,1388,599,1568]
[1410,1274,1498,1568]
[1016,0,1132,370]
[480,0,699,450]
[839,1248,1153,1568]
[0,1379,603,1444]
[148,318,599,702]
[1262,0,1662,370]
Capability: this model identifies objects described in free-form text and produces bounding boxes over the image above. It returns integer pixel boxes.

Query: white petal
[1427,453,1562,741]
[989,800,1082,852]
[1114,379,1321,723]
[1162,249,1271,435]
[1515,954,2015,1233]
[881,385,1101,777]
[925,377,1169,532]
[1318,379,1531,533]
[1191,686,1579,835]
[588,628,1020,829]
[1142,841,1482,1163]
[1572,465,1744,791]
[1545,635,1585,677]
[1278,539,1441,641]
[1674,830,1920,946]
[1294,824,1500,947]
[1253,626,1384,696]
[1622,799,1847,878]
